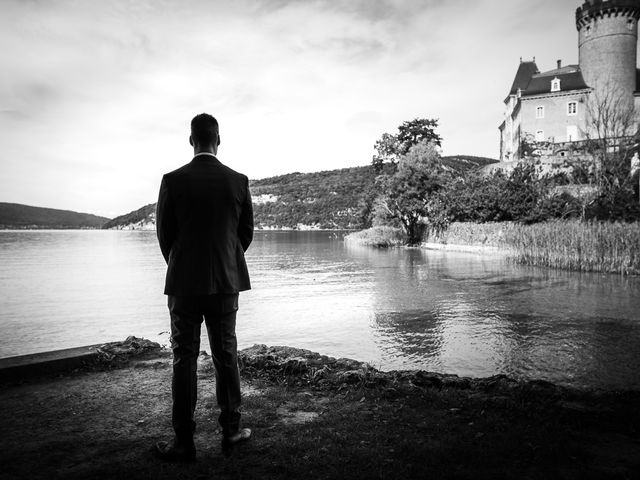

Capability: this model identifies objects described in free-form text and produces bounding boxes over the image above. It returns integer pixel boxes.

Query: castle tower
[576,0,640,106]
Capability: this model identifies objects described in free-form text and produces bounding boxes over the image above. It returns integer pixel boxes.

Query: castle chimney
[557,59,562,69]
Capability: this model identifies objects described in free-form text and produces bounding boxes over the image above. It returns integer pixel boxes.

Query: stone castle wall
[520,91,589,143]
[576,0,640,105]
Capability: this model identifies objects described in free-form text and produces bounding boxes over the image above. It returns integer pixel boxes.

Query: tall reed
[427,221,640,275]
[504,220,640,275]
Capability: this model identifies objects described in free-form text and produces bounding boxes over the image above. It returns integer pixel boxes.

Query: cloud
[0,0,587,214]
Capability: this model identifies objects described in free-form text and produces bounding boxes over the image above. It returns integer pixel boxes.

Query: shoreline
[420,242,511,255]
[2,338,638,394]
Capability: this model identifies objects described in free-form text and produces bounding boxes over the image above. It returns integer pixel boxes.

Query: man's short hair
[191,113,219,146]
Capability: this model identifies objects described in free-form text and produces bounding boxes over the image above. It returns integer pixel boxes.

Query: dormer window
[551,78,561,92]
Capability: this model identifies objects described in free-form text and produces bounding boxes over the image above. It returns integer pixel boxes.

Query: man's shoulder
[163,162,192,179]
[218,162,248,182]
[162,158,248,186]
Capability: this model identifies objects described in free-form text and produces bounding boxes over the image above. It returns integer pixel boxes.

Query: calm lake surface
[1,230,639,389]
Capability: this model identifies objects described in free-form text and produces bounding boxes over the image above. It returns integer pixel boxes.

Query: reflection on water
[354,245,640,388]
[1,230,639,388]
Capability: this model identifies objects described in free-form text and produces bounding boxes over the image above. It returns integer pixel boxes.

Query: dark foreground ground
[1,343,639,480]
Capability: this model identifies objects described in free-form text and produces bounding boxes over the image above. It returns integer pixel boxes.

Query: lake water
[1,230,639,389]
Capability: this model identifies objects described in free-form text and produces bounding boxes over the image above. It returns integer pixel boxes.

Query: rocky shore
[1,339,639,479]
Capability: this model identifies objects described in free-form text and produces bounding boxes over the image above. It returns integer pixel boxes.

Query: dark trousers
[168,293,242,441]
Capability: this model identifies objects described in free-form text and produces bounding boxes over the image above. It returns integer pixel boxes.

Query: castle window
[567,102,577,115]
[551,78,561,92]
[536,106,545,119]
[585,25,591,37]
[535,130,545,142]
[628,19,635,31]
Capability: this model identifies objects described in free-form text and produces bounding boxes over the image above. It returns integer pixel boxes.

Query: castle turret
[576,0,640,105]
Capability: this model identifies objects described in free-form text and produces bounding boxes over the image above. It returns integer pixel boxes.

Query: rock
[409,371,445,388]
[96,336,162,363]
[280,358,310,374]
[336,370,366,384]
[236,344,583,402]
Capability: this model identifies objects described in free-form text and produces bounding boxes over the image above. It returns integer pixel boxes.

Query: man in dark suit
[154,113,254,461]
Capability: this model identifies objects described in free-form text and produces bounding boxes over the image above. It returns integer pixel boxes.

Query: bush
[444,163,583,224]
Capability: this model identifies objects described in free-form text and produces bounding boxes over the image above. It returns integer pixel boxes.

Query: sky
[1,0,584,218]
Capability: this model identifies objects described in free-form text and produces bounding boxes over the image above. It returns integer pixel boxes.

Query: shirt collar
[193,152,217,159]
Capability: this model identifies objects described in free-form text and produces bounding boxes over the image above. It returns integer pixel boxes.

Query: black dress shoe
[226,427,251,445]
[221,428,251,456]
[154,440,196,462]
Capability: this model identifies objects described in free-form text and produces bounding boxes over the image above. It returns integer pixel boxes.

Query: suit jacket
[156,154,253,295]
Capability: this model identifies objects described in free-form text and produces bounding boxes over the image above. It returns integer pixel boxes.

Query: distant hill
[103,156,498,230]
[251,156,497,229]
[0,203,110,229]
[101,204,156,230]
[250,165,377,229]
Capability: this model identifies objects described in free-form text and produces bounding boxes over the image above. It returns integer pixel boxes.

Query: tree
[568,83,640,219]
[372,118,442,173]
[372,133,400,174]
[397,118,442,154]
[375,141,449,244]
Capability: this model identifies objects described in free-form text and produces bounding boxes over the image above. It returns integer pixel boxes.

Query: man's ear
[189,135,194,147]
[217,134,221,147]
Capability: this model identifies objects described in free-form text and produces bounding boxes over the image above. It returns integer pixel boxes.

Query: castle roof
[508,61,539,96]
[505,62,589,101]
[524,65,589,96]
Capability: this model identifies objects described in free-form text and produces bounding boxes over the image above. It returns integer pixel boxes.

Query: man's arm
[156,175,176,264]
[238,176,254,252]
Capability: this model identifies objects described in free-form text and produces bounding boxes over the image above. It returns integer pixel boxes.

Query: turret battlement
[576,0,640,30]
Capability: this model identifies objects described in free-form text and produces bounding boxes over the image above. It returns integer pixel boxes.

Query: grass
[350,221,640,275]
[422,220,640,275]
[504,220,640,275]
[344,226,407,247]
[1,345,639,479]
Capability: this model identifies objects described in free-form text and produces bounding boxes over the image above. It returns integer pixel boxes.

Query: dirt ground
[1,345,639,480]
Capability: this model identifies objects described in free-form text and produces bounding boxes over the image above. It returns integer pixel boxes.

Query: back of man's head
[191,113,219,147]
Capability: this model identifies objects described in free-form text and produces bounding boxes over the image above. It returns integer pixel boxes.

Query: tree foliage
[397,118,442,154]
[444,163,583,224]
[372,118,443,173]
[375,142,449,244]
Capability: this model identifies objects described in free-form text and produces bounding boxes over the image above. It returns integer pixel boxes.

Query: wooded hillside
[0,203,109,229]
[102,156,497,230]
